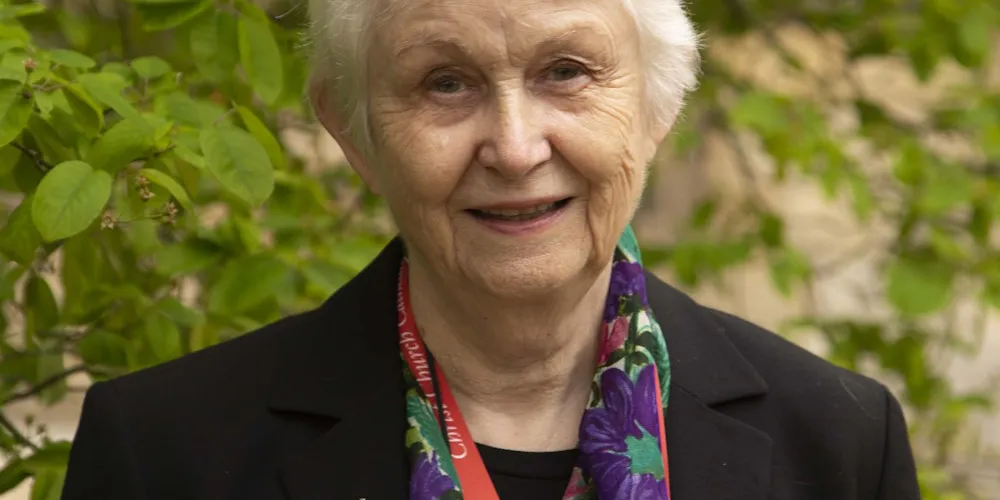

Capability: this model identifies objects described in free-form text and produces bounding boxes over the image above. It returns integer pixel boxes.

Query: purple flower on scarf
[604,261,648,322]
[410,451,455,499]
[579,365,667,500]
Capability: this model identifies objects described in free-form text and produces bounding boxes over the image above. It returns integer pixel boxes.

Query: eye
[547,63,585,82]
[426,73,467,94]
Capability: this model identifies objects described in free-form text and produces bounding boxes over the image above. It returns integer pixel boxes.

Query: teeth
[480,203,556,217]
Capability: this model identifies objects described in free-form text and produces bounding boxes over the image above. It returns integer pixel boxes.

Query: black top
[62,238,921,500]
[478,443,577,499]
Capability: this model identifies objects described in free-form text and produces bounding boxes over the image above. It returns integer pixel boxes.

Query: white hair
[306,0,700,150]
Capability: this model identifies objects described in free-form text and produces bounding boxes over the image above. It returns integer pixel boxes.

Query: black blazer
[62,239,921,500]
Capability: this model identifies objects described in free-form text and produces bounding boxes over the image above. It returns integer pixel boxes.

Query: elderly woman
[62,0,920,499]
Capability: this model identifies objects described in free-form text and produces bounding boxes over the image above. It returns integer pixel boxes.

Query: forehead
[375,0,634,59]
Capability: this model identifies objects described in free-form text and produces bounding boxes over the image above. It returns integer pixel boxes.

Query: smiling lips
[468,197,572,221]
[465,197,574,236]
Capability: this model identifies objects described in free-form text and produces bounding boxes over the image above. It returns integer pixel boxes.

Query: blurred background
[1,0,999,498]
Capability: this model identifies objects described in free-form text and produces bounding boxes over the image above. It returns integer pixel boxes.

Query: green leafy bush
[0,0,998,497]
[0,0,391,495]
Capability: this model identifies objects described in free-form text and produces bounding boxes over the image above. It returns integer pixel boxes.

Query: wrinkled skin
[313,0,668,301]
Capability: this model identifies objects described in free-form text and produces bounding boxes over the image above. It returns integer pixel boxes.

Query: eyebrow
[392,29,473,59]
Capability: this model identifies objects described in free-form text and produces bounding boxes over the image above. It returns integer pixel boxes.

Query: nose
[476,88,551,178]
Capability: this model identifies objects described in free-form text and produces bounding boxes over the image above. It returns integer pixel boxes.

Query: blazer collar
[644,274,774,499]
[267,238,773,499]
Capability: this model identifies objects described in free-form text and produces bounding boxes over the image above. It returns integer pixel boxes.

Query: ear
[308,78,381,194]
[648,111,676,148]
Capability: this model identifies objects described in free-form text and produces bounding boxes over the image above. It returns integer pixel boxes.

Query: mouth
[467,197,573,222]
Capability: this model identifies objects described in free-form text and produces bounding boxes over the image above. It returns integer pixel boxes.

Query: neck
[407,254,613,452]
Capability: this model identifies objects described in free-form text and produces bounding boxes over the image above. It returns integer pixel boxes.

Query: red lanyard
[397,259,672,499]
[397,260,501,500]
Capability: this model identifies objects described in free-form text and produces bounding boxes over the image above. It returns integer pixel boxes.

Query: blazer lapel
[646,272,775,500]
[268,239,410,500]
[263,241,773,500]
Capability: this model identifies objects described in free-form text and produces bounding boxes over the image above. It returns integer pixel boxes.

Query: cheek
[549,88,647,257]
[370,102,473,208]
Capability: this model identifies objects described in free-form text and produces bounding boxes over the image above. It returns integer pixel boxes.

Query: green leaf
[907,38,939,82]
[78,330,130,367]
[29,469,64,500]
[0,142,18,173]
[25,273,58,334]
[158,91,226,127]
[917,167,972,215]
[153,239,222,275]
[208,254,289,315]
[928,229,966,261]
[172,143,207,169]
[983,122,1000,162]
[886,257,954,316]
[0,80,32,147]
[758,212,783,248]
[78,72,138,119]
[849,171,874,221]
[85,116,155,173]
[24,443,69,500]
[768,247,811,296]
[0,24,31,44]
[689,199,716,229]
[729,91,787,136]
[138,167,192,210]
[5,143,44,192]
[237,16,283,106]
[155,297,204,327]
[126,219,162,253]
[48,49,95,69]
[148,114,175,150]
[236,106,285,170]
[300,259,353,296]
[101,62,134,84]
[143,313,183,362]
[0,2,46,19]
[131,56,172,79]
[63,85,103,137]
[0,39,25,54]
[0,51,28,83]
[136,0,212,31]
[970,202,992,245]
[31,160,113,241]
[23,442,72,473]
[327,236,388,274]
[34,91,53,117]
[0,194,42,265]
[58,235,110,323]
[26,114,75,164]
[200,127,275,205]
[0,460,28,495]
[892,140,926,186]
[954,5,993,68]
[35,351,67,405]
[189,11,239,83]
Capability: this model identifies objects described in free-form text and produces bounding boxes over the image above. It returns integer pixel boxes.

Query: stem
[0,412,39,452]
[0,365,89,406]
[10,142,53,173]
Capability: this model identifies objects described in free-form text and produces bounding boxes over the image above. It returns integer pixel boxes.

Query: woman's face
[346,0,666,297]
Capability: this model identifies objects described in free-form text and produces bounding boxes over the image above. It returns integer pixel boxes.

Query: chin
[469,245,592,300]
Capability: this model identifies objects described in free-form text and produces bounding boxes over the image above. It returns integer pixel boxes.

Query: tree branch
[10,142,52,173]
[0,412,38,452]
[1,365,90,406]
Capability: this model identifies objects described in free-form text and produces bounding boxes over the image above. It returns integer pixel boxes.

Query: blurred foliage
[0,0,997,497]
[646,0,1000,498]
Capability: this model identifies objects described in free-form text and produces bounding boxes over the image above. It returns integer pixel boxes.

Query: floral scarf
[402,225,672,499]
